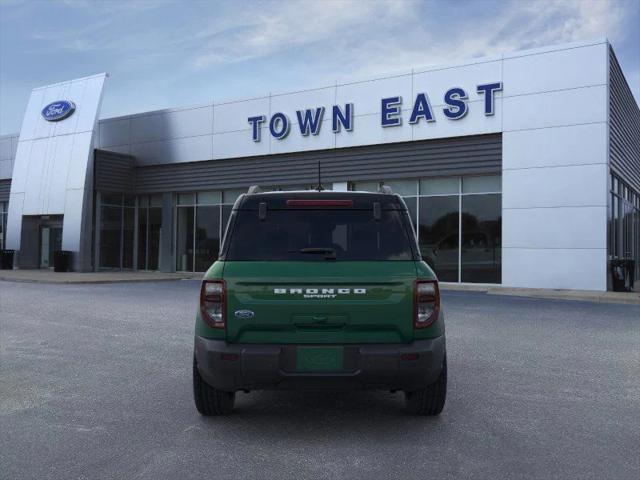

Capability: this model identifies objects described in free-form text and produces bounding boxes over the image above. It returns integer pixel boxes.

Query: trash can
[627,259,635,291]
[0,249,14,270]
[53,250,72,272]
[610,258,634,292]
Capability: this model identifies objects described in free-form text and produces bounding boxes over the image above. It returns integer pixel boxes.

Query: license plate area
[296,346,344,372]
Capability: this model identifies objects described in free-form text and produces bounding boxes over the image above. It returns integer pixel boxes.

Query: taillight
[414,280,440,328]
[200,280,226,329]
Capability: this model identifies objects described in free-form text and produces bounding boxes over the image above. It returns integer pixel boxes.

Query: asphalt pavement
[1,280,638,480]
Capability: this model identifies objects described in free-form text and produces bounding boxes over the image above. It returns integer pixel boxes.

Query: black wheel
[193,356,235,416]
[404,355,447,415]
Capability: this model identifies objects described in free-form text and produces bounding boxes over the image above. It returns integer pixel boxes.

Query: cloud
[0,0,638,135]
[187,0,628,82]
[190,0,413,70]
[333,0,626,78]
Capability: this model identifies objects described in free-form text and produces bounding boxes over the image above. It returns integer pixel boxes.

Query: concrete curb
[440,283,640,305]
[2,272,639,305]
[0,272,202,284]
[0,277,200,285]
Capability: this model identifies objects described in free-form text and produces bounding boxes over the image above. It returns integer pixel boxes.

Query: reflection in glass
[462,175,501,194]
[0,202,6,249]
[461,194,501,283]
[137,206,162,270]
[176,207,194,271]
[221,204,233,246]
[122,208,135,269]
[100,206,122,268]
[351,181,380,192]
[223,189,245,204]
[384,179,416,196]
[418,196,459,282]
[101,194,123,206]
[403,197,417,235]
[137,207,148,270]
[420,178,459,195]
[147,208,162,270]
[197,191,221,205]
[195,206,220,271]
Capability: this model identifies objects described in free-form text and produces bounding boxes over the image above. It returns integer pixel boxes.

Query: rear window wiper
[288,247,337,259]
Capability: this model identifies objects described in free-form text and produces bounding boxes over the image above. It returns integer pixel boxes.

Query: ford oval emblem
[41,100,76,122]
[234,310,255,319]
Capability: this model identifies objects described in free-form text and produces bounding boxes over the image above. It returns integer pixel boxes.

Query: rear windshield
[225,209,415,261]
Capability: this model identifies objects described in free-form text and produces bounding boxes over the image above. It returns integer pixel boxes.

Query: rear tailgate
[224,261,416,344]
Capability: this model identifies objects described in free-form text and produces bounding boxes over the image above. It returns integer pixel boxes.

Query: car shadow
[196,390,445,438]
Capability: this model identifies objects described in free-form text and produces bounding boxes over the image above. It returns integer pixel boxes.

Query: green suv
[193,187,446,415]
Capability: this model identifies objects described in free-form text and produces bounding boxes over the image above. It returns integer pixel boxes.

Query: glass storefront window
[165,175,504,279]
[418,196,460,282]
[351,181,380,192]
[150,194,163,208]
[197,191,221,205]
[1,201,8,250]
[102,193,123,206]
[147,208,162,270]
[346,175,502,284]
[177,193,195,205]
[98,193,164,271]
[384,179,417,196]
[608,172,640,285]
[136,195,163,271]
[461,194,502,283]
[122,207,135,269]
[98,193,136,270]
[223,189,245,204]
[195,205,220,272]
[462,175,502,194]
[100,205,122,269]
[176,206,195,271]
[137,207,148,270]
[176,191,226,272]
[420,178,459,195]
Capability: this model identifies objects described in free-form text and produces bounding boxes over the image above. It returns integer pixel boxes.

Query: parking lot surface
[1,280,638,480]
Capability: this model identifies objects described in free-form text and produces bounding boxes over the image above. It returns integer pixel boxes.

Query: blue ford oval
[41,100,76,122]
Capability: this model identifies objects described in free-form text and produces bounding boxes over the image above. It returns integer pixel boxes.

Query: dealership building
[0,39,638,291]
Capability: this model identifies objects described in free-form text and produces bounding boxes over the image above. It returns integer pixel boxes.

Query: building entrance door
[39,222,62,269]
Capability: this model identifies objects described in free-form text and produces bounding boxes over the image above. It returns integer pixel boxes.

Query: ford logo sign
[41,100,76,122]
[234,310,255,319]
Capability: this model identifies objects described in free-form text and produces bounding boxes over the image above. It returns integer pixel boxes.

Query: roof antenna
[316,161,324,191]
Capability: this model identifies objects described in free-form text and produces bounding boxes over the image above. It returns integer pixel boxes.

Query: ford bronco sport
[193,187,446,415]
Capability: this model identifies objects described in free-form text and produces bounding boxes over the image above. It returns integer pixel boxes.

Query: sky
[0,0,639,135]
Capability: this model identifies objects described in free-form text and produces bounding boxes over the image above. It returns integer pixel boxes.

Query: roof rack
[378,184,394,195]
[247,185,262,194]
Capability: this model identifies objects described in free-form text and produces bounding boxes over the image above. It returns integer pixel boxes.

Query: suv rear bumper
[194,335,445,392]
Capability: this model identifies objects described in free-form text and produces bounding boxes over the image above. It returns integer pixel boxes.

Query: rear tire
[404,355,447,415]
[193,356,235,416]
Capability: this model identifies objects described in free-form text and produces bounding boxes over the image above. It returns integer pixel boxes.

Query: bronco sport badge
[274,288,367,299]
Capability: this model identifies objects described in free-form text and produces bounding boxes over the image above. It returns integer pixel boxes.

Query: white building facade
[0,39,638,291]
